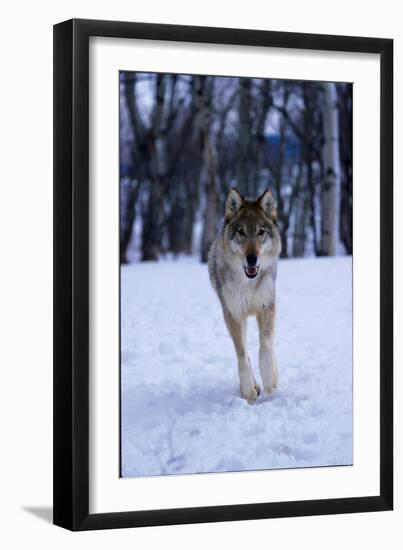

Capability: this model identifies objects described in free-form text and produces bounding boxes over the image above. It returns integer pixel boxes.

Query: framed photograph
[53,19,393,530]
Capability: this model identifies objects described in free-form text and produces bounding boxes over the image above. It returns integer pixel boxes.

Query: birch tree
[320,82,341,256]
[194,76,220,263]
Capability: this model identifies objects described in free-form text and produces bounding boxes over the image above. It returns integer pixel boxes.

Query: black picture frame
[53,18,393,531]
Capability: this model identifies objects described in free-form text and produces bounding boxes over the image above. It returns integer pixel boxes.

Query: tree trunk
[250,79,272,195]
[340,190,352,254]
[194,76,220,263]
[272,89,288,258]
[201,128,219,262]
[141,176,165,261]
[320,82,341,256]
[292,166,308,257]
[183,209,195,255]
[337,83,353,255]
[167,179,197,256]
[139,75,169,261]
[300,82,320,256]
[120,179,140,263]
[236,78,252,196]
[201,176,218,262]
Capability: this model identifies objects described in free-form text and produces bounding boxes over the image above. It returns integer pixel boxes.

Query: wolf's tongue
[246,266,257,276]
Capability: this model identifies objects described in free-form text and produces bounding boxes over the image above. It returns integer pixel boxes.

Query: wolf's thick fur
[208,188,281,403]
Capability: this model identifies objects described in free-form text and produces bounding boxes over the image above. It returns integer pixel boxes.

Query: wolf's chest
[222,272,275,318]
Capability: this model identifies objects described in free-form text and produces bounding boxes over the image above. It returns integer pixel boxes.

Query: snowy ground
[121,256,352,477]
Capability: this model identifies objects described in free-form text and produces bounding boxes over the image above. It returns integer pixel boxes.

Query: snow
[121,256,352,477]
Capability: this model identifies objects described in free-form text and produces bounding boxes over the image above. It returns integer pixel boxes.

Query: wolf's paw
[263,366,279,395]
[241,381,261,404]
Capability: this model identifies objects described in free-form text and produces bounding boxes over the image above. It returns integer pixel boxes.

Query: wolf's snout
[246,253,258,267]
[244,253,259,279]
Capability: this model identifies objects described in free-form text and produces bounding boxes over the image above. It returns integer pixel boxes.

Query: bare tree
[236,78,272,197]
[301,82,321,256]
[193,76,220,263]
[236,78,253,196]
[320,82,341,256]
[292,165,309,257]
[337,83,353,254]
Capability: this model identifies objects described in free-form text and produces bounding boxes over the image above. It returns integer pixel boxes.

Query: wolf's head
[224,188,281,279]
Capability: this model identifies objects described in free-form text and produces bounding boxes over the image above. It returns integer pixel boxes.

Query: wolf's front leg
[257,304,279,395]
[224,312,261,404]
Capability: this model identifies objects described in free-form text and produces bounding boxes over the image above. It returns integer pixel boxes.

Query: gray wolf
[208,188,281,403]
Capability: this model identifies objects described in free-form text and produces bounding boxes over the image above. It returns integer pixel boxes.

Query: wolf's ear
[225,188,243,221]
[258,188,277,220]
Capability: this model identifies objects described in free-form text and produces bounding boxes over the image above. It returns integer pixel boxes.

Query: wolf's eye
[238,228,246,237]
[258,229,265,236]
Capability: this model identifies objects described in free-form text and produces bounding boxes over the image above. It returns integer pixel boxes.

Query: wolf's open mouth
[244,266,259,279]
